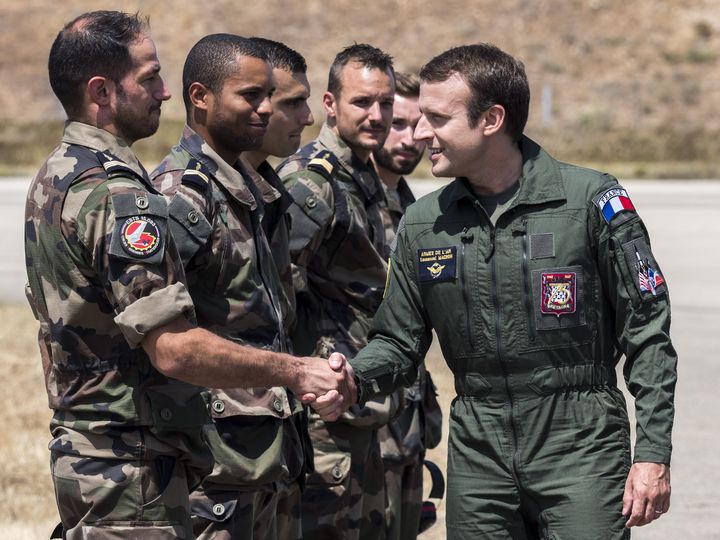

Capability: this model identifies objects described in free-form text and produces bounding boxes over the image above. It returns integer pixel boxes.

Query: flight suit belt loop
[454,363,613,398]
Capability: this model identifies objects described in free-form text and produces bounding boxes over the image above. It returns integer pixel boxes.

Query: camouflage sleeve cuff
[114,282,195,349]
[633,445,672,465]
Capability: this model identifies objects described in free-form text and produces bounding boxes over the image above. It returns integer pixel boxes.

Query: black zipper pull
[485,228,496,262]
[460,227,474,243]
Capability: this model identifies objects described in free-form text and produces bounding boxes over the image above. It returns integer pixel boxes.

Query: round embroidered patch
[120,216,161,258]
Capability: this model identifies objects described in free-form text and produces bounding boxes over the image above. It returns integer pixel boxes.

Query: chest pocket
[521,215,598,352]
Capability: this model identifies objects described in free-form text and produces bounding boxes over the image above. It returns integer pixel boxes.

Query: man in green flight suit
[348,43,677,539]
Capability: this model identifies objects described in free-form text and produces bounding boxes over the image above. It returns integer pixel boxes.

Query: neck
[328,123,371,163]
[191,122,238,166]
[373,161,401,190]
[466,140,523,197]
[243,149,268,170]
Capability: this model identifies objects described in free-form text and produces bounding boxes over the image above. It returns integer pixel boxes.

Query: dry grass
[0,303,454,539]
[0,304,59,535]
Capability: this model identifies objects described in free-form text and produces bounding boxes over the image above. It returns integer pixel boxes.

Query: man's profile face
[113,34,171,145]
[373,93,425,176]
[414,73,486,179]
[205,55,274,157]
[260,68,314,158]
[325,61,394,159]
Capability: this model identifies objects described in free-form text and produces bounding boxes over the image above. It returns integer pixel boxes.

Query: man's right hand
[295,352,357,421]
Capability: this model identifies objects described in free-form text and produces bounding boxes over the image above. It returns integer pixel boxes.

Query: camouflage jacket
[278,124,396,429]
[24,122,210,480]
[380,176,416,253]
[151,126,305,487]
[377,179,444,462]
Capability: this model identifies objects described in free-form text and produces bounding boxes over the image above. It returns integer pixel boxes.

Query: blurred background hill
[2,0,720,176]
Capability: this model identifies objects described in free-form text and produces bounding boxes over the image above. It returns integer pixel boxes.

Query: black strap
[50,522,63,539]
[424,459,445,499]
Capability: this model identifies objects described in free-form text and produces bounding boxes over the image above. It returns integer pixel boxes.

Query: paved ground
[6,177,720,538]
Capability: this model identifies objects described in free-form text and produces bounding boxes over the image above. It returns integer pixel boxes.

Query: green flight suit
[351,137,677,539]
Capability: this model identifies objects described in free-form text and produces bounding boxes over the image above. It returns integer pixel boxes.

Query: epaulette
[95,151,143,181]
[307,150,340,182]
[181,158,211,193]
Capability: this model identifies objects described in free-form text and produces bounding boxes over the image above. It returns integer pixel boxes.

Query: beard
[114,84,161,144]
[373,145,423,176]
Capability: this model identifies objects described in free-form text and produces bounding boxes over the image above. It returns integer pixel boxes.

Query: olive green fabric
[351,137,677,538]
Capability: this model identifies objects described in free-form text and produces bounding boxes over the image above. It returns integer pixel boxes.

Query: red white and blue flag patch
[634,248,665,296]
[596,187,635,223]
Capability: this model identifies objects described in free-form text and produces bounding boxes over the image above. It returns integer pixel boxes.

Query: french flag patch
[595,187,636,223]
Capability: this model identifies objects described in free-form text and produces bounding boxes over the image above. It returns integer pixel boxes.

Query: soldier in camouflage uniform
[243,38,315,540]
[26,16,354,539]
[371,72,443,540]
[277,44,396,540]
[151,35,344,540]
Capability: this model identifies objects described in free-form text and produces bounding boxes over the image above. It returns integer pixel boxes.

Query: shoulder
[556,161,618,203]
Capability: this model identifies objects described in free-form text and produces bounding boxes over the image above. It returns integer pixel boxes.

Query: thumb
[327,352,346,371]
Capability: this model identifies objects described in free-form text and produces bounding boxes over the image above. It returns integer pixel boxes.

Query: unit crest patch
[540,272,576,316]
[418,247,456,282]
[120,215,161,258]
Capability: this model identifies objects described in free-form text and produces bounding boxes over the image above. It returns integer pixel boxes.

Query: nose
[303,103,314,126]
[414,114,432,142]
[367,101,382,122]
[258,95,273,116]
[400,125,416,148]
[157,75,171,101]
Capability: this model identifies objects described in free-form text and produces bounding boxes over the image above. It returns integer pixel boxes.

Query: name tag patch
[418,247,456,282]
[541,272,576,316]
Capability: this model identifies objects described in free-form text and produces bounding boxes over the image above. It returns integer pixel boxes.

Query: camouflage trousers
[276,479,303,540]
[301,419,386,540]
[50,451,194,539]
[383,455,424,540]
[190,482,280,539]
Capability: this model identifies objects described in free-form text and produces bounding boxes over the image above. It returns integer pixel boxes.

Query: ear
[188,82,211,111]
[322,91,337,118]
[87,76,113,106]
[482,104,507,136]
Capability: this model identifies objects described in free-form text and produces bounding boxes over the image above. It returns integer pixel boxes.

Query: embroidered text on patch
[541,272,576,316]
[120,216,161,258]
[596,187,635,223]
[418,247,456,282]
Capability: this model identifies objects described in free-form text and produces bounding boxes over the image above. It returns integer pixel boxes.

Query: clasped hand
[294,352,357,421]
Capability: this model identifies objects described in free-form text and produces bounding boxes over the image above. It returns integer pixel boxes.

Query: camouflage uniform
[25,121,211,539]
[278,124,395,540]
[151,126,308,540]
[377,178,443,540]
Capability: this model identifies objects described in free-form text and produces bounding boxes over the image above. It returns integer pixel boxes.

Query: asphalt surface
[5,176,719,538]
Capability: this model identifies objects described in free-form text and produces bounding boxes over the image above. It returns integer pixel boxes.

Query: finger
[327,352,346,371]
[621,476,634,519]
[300,393,317,404]
[314,389,340,407]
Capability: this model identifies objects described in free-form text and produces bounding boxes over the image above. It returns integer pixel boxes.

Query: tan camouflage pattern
[151,125,308,538]
[278,124,393,540]
[383,457,424,540]
[379,176,416,254]
[25,121,211,536]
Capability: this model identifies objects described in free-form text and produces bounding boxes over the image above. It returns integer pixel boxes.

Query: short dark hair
[394,72,420,99]
[327,43,394,96]
[182,33,268,113]
[249,37,307,74]
[48,10,148,118]
[420,43,529,141]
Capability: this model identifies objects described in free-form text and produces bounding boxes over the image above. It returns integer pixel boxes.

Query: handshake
[292,352,357,421]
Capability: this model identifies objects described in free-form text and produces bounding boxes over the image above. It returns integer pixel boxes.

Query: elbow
[142,322,197,381]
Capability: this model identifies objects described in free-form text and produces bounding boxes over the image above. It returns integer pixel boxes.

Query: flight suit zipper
[460,227,474,350]
[489,223,523,489]
[520,224,535,341]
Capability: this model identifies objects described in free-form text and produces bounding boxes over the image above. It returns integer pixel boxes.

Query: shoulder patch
[622,237,667,298]
[181,158,211,193]
[119,215,162,258]
[307,150,339,181]
[593,186,636,224]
